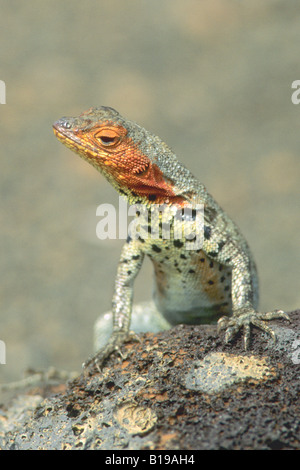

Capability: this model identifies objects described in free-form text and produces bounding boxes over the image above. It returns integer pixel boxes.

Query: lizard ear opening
[94,128,120,147]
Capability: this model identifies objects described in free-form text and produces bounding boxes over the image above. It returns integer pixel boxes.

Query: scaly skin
[53,106,289,369]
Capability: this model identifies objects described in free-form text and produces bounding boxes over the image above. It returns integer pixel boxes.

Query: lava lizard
[53,106,289,369]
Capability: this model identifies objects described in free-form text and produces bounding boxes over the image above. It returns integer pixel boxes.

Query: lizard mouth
[53,120,80,146]
[53,121,99,158]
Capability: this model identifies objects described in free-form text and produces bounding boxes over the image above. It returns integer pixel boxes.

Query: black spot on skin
[204,226,212,240]
[218,240,226,251]
[127,270,132,275]
[208,280,214,285]
[174,240,184,248]
[132,255,140,260]
[131,192,142,203]
[209,261,214,268]
[220,276,225,283]
[200,258,205,263]
[165,256,169,260]
[148,194,157,201]
[121,259,128,264]
[180,254,187,259]
[177,268,182,273]
[224,285,230,291]
[208,251,218,257]
[188,269,195,274]
[152,244,162,253]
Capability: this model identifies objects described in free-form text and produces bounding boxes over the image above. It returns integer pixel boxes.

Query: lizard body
[53,106,288,368]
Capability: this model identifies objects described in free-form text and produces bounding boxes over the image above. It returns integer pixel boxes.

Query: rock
[0,311,299,450]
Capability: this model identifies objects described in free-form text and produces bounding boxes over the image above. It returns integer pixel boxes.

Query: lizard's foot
[83,331,139,372]
[217,308,290,350]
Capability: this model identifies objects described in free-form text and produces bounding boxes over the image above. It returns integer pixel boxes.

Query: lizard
[53,106,289,369]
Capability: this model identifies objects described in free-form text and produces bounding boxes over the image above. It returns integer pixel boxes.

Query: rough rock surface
[0,311,299,450]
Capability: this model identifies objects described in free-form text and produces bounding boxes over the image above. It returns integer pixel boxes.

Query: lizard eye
[95,128,120,146]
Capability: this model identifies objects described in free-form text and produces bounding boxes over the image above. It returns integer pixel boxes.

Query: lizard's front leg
[203,229,289,349]
[218,249,289,349]
[83,239,144,370]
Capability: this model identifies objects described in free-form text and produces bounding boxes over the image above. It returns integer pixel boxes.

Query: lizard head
[53,106,199,206]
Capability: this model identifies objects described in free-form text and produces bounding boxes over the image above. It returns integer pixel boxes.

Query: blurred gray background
[0,0,299,381]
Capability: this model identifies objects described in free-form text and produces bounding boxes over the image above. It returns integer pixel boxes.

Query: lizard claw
[82,331,140,373]
[128,330,142,343]
[217,308,290,350]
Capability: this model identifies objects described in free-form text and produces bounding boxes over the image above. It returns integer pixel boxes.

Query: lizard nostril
[53,118,72,130]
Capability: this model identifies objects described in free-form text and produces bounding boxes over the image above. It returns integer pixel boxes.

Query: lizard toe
[219,308,290,350]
